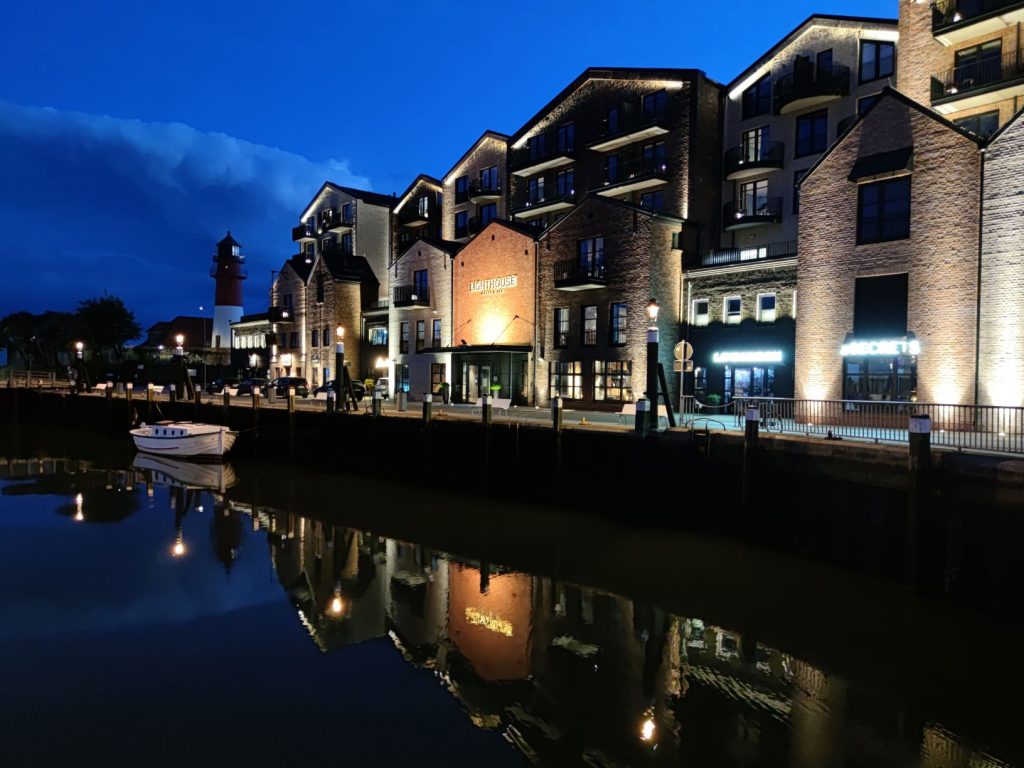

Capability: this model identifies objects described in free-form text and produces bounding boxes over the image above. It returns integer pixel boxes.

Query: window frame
[693,298,710,327]
[742,73,772,120]
[554,308,569,348]
[795,109,829,158]
[399,321,409,354]
[756,293,777,323]
[594,360,633,402]
[415,320,425,353]
[432,318,442,349]
[581,305,598,346]
[860,40,895,84]
[548,360,582,401]
[724,296,742,325]
[609,302,628,346]
[856,176,911,245]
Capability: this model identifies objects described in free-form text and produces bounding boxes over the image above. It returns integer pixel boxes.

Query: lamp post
[74,341,84,392]
[174,334,185,399]
[335,326,345,410]
[646,298,660,433]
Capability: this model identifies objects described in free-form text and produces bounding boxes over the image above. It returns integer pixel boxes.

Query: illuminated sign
[470,275,518,295]
[464,607,513,637]
[840,339,920,357]
[711,350,784,364]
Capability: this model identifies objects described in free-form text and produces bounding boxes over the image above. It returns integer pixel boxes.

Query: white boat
[129,421,238,458]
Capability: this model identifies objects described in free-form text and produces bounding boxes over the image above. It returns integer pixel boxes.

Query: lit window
[549,361,582,400]
[594,360,632,402]
[724,297,742,324]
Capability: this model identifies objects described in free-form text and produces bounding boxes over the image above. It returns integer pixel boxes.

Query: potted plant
[489,383,501,398]
[438,381,451,404]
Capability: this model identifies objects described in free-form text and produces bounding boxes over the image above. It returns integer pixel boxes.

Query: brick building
[270,255,311,378]
[898,0,1024,137]
[442,131,509,243]
[795,88,983,405]
[394,175,443,256]
[450,220,537,404]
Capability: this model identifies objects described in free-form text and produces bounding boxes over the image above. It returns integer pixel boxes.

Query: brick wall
[443,136,508,242]
[270,263,308,379]
[301,259,365,386]
[796,93,981,404]
[684,262,798,325]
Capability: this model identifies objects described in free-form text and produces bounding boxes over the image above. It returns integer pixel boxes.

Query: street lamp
[73,341,85,393]
[646,299,660,432]
[335,326,346,410]
[174,334,185,355]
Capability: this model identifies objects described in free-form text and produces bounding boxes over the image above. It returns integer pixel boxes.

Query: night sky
[0,0,895,331]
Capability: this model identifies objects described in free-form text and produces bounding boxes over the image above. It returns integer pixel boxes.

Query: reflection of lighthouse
[210,231,246,349]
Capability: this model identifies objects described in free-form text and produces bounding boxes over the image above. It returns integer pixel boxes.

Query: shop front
[687,318,795,405]
[452,346,532,404]
[840,335,919,401]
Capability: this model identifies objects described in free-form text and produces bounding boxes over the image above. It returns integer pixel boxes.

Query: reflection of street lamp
[640,716,656,743]
[74,492,84,522]
[646,299,660,433]
[172,529,186,558]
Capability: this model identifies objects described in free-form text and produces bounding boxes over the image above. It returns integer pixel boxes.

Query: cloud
[0,100,370,329]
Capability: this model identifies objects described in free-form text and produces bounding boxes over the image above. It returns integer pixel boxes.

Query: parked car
[205,378,239,395]
[374,377,390,398]
[270,376,309,398]
[313,379,366,402]
[236,378,268,396]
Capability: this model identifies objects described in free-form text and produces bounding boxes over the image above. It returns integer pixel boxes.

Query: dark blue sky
[0,0,895,331]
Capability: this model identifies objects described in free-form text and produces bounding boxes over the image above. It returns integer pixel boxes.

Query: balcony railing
[319,208,355,232]
[931,49,1024,103]
[723,141,785,180]
[553,258,608,290]
[509,136,575,175]
[393,284,430,307]
[933,0,1024,36]
[774,63,851,114]
[511,188,578,217]
[291,223,316,242]
[595,156,670,195]
[468,179,502,202]
[589,107,671,152]
[699,240,797,267]
[723,197,783,230]
[399,207,432,228]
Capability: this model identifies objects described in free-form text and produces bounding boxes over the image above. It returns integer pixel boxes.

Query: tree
[0,311,40,370]
[35,311,79,368]
[76,296,141,361]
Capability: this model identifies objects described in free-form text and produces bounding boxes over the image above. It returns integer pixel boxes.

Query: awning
[848,147,913,183]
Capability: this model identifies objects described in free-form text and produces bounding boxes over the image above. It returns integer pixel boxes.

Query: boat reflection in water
[0,452,1018,767]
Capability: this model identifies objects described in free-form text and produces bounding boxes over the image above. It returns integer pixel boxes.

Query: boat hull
[130,426,237,458]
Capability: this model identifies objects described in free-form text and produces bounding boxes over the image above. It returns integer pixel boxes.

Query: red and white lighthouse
[210,231,247,349]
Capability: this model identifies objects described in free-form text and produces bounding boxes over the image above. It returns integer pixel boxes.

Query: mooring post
[169,384,177,405]
[741,405,760,519]
[907,413,932,589]
[481,394,492,426]
[634,398,650,437]
[126,383,134,426]
[422,393,433,425]
[326,389,335,415]
[222,390,230,424]
[146,384,154,420]
[126,382,133,403]
[287,387,296,415]
[371,390,382,417]
[552,396,563,432]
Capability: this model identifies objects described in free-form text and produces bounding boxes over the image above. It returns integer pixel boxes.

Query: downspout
[974,146,985,406]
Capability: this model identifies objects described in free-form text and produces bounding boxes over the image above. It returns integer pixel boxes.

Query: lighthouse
[210,231,246,350]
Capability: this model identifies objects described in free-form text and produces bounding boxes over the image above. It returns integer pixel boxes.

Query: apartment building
[899,0,1024,137]
[442,131,509,243]
[795,88,983,405]
[394,175,443,257]
[683,15,898,403]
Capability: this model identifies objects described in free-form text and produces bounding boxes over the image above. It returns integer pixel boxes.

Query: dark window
[341,201,354,223]
[479,203,497,225]
[556,168,574,197]
[606,106,619,134]
[742,126,770,161]
[316,272,324,303]
[368,326,387,346]
[605,154,619,183]
[816,49,833,75]
[857,176,911,244]
[557,122,575,153]
[416,320,425,353]
[858,93,881,116]
[549,361,582,400]
[642,89,668,120]
[594,361,632,402]
[417,195,429,216]
[955,40,1003,87]
[289,332,298,348]
[480,165,499,190]
[413,269,428,296]
[396,364,410,393]
[954,110,1000,139]
[399,322,409,353]
[554,308,569,348]
[528,133,546,160]
[643,140,666,171]
[854,273,909,337]
[739,179,769,215]
[610,302,628,345]
[742,74,772,119]
[455,175,469,204]
[795,109,828,157]
[639,190,664,211]
[432,319,442,348]
[455,210,469,238]
[279,332,287,348]
[529,176,546,203]
[793,169,808,214]
[582,305,598,346]
[311,329,319,348]
[578,237,605,277]
[323,326,330,347]
[340,232,353,255]
[282,293,293,309]
[860,40,896,83]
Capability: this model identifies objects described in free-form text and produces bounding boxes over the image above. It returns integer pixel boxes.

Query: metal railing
[723,196,783,225]
[700,240,797,267]
[599,155,669,188]
[469,179,502,198]
[393,284,430,305]
[857,213,911,244]
[591,106,671,146]
[931,49,1024,102]
[319,207,355,232]
[933,0,1024,32]
[512,187,577,213]
[681,396,1024,455]
[291,223,316,241]
[553,258,607,284]
[509,135,575,171]
[3,370,71,389]
[723,141,785,177]
[774,63,851,113]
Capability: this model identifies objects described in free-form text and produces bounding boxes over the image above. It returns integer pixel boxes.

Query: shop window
[860,40,895,83]
[694,366,707,398]
[399,322,409,354]
[757,294,777,323]
[724,297,742,324]
[430,363,446,393]
[594,360,632,402]
[549,361,582,400]
[693,299,710,326]
[554,308,569,348]
[416,320,425,353]
[795,109,828,157]
[582,305,598,345]
[843,358,915,401]
[609,302,628,345]
[368,326,388,346]
[396,364,410,393]
[857,177,910,244]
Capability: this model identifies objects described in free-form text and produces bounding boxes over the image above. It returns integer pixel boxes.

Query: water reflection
[0,453,1017,767]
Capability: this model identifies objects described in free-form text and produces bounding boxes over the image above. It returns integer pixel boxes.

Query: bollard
[634,398,650,437]
[287,387,296,414]
[223,390,231,423]
[326,389,336,414]
[907,413,932,588]
[268,385,276,404]
[371,390,382,417]
[126,382,133,402]
[481,394,492,426]
[146,384,154,419]
[422,393,433,425]
[741,406,760,530]
[169,385,177,405]
[105,384,113,401]
[552,396,563,432]
[744,406,760,447]
[397,390,408,412]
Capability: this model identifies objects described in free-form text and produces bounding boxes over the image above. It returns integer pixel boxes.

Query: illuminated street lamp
[335,326,346,410]
[174,334,185,356]
[646,299,660,433]
[73,341,85,393]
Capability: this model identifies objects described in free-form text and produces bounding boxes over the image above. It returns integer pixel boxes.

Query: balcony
[774,62,850,115]
[930,49,1024,113]
[933,0,1024,45]
[320,208,355,234]
[468,179,502,203]
[510,138,575,177]
[393,284,430,308]
[291,223,316,242]
[723,197,783,231]
[698,240,797,267]
[400,207,432,228]
[594,157,670,197]
[511,189,577,220]
[588,109,671,153]
[723,141,786,181]
[553,259,608,291]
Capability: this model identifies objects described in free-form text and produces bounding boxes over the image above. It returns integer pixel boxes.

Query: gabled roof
[441,130,510,183]
[322,252,378,285]
[797,87,983,190]
[535,194,684,240]
[140,316,213,349]
[985,101,1024,145]
[393,174,443,214]
[510,67,713,145]
[395,236,465,262]
[727,14,898,92]
[300,182,394,222]
[455,219,538,253]
[278,252,315,283]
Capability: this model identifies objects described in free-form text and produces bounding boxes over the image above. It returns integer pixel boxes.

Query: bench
[618,402,670,428]
[91,382,109,393]
[472,397,512,417]
[225,387,239,397]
